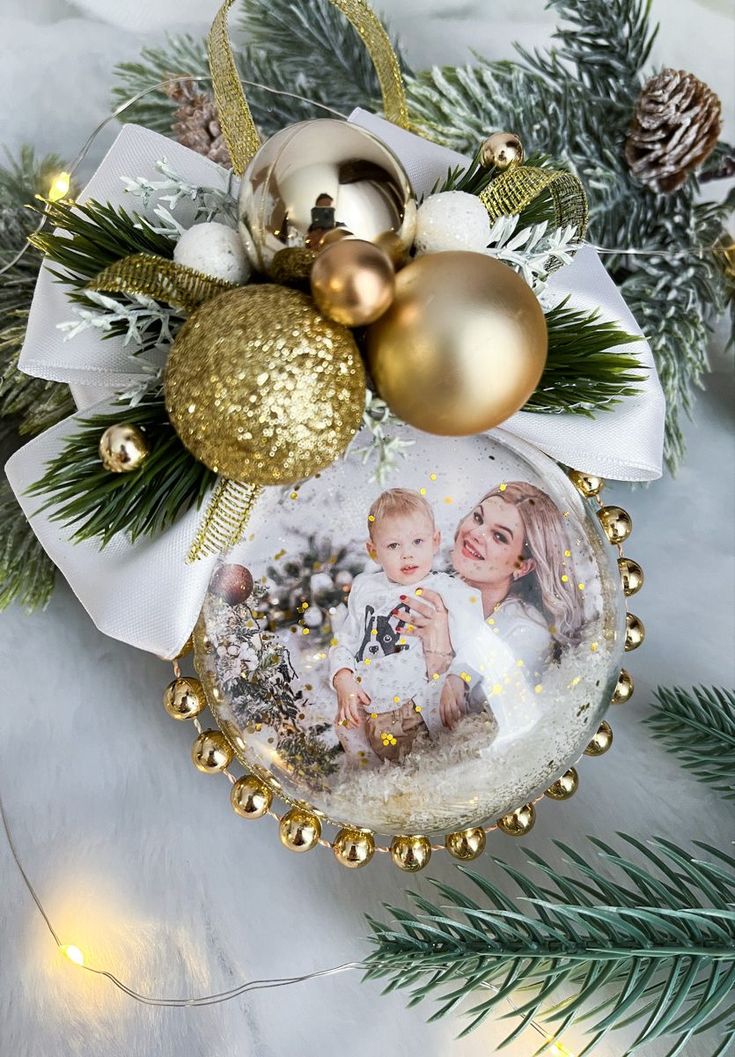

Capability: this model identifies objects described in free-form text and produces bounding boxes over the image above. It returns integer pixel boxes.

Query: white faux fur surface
[1,2,734,1056]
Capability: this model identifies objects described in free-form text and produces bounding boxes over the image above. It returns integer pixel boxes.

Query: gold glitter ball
[165,285,366,485]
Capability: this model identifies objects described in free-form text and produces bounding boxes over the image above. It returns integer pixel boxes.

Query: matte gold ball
[165,285,365,485]
[230,774,272,819]
[584,720,614,756]
[568,469,604,497]
[366,252,547,436]
[612,668,634,704]
[389,834,432,872]
[99,423,149,473]
[279,808,321,852]
[480,132,525,171]
[625,612,645,651]
[163,677,206,721]
[311,239,396,327]
[598,505,633,545]
[544,768,579,801]
[618,556,644,596]
[497,803,536,836]
[445,827,487,861]
[332,827,376,868]
[192,729,233,772]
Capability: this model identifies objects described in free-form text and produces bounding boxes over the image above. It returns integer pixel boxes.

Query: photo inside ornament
[194,428,625,835]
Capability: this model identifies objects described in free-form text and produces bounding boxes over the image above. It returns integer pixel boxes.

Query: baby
[328,488,481,763]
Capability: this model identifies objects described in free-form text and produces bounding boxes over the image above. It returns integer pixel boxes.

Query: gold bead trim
[164,467,643,868]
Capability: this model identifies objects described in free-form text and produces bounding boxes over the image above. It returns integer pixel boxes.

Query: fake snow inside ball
[414,190,492,256]
[173,221,251,284]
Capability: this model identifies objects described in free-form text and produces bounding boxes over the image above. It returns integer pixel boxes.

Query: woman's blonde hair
[480,481,586,652]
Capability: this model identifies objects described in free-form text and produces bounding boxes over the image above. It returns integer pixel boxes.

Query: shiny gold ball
[332,827,375,868]
[389,834,432,872]
[480,132,525,171]
[311,239,396,327]
[497,803,536,837]
[568,469,604,497]
[584,720,614,756]
[618,556,644,596]
[544,768,579,801]
[612,668,634,704]
[597,505,633,545]
[239,119,416,274]
[99,423,149,473]
[374,230,409,269]
[230,774,272,819]
[445,827,487,861]
[165,285,366,485]
[625,612,645,651]
[279,808,321,852]
[319,227,354,247]
[163,677,206,721]
[366,252,547,436]
[192,729,234,772]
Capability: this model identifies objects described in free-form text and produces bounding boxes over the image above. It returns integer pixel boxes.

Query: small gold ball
[163,677,206,721]
[332,827,375,868]
[311,239,396,327]
[99,423,149,473]
[445,827,487,861]
[279,808,321,852]
[584,720,614,756]
[191,729,233,772]
[389,834,432,872]
[568,469,604,497]
[374,230,409,269]
[497,803,536,837]
[480,131,525,171]
[544,768,579,800]
[618,556,644,596]
[625,612,645,651]
[230,775,272,819]
[319,227,354,247]
[612,668,634,704]
[598,505,633,545]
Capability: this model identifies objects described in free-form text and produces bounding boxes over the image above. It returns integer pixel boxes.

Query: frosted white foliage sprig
[351,391,414,485]
[485,216,579,291]
[57,291,178,351]
[121,158,238,226]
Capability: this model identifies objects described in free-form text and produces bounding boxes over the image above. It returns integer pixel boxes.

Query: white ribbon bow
[4,113,665,659]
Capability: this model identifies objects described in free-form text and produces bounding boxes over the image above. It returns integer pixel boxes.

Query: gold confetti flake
[534,684,543,694]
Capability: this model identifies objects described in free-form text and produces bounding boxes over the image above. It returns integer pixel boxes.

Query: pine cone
[165,77,232,169]
[625,69,721,193]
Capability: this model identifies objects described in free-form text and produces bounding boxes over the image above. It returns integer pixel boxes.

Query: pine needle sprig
[527,300,644,415]
[366,836,735,1054]
[27,396,216,546]
[0,478,57,611]
[645,687,735,801]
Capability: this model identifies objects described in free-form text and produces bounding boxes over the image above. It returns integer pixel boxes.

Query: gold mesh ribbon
[87,254,236,313]
[208,0,409,176]
[187,479,263,563]
[480,167,589,240]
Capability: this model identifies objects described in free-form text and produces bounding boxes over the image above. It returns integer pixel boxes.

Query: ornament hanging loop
[208,0,410,175]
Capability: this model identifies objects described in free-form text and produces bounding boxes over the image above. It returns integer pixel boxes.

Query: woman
[406,481,587,733]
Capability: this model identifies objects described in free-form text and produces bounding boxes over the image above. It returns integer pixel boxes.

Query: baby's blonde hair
[367,488,435,540]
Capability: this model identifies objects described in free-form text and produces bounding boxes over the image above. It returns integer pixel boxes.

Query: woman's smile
[460,534,484,561]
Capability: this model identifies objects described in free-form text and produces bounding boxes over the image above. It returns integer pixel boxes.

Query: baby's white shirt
[328,569,482,713]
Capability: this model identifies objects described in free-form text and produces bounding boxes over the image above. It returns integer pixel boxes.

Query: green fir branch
[27,397,215,547]
[527,300,643,415]
[366,835,735,1054]
[0,479,57,612]
[645,687,735,801]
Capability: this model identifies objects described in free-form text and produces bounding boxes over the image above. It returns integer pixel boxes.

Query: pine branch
[27,396,216,546]
[526,299,643,415]
[0,479,57,612]
[645,687,735,801]
[366,835,735,1054]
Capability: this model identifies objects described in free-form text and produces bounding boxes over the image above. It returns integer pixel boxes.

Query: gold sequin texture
[165,285,366,485]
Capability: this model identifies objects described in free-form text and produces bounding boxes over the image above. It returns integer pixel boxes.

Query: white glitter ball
[414,190,492,255]
[173,221,251,284]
